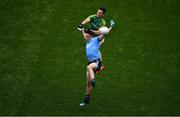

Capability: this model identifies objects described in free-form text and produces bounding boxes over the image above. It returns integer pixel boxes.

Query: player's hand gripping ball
[99,27,109,35]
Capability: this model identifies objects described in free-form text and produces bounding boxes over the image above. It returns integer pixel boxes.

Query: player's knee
[87,65,92,70]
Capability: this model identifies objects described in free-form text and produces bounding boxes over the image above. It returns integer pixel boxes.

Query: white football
[99,27,109,35]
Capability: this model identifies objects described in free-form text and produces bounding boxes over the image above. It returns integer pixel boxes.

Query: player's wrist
[77,24,84,32]
[79,24,83,28]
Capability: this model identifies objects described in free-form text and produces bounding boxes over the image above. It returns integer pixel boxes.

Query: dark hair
[84,28,94,35]
[99,7,106,13]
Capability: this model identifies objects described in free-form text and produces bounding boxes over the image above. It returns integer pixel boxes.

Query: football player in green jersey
[78,7,106,35]
[77,7,107,74]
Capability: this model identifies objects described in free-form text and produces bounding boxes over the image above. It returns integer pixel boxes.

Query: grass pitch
[0,0,179,115]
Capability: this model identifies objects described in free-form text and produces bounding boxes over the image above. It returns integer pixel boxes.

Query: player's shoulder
[92,36,100,41]
[87,14,96,22]
[89,14,96,17]
[88,14,96,19]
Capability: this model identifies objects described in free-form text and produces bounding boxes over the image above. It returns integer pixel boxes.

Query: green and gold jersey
[87,14,106,30]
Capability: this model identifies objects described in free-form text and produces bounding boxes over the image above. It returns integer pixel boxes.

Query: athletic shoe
[80,102,86,107]
[80,95,90,107]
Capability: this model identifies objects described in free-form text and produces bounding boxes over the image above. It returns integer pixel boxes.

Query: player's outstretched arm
[77,15,91,31]
[82,17,90,25]
[98,26,113,41]
[106,19,115,34]
[77,17,90,32]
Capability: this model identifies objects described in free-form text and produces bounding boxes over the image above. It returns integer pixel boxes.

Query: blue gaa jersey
[86,36,100,62]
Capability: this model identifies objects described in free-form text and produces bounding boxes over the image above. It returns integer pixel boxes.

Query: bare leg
[80,63,97,106]
[87,63,97,88]
[86,71,92,95]
[87,63,97,80]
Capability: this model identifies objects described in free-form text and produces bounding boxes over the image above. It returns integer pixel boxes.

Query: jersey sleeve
[86,15,96,22]
[96,36,101,41]
[102,19,106,26]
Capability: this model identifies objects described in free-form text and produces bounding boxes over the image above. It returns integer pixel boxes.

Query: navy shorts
[88,59,102,71]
